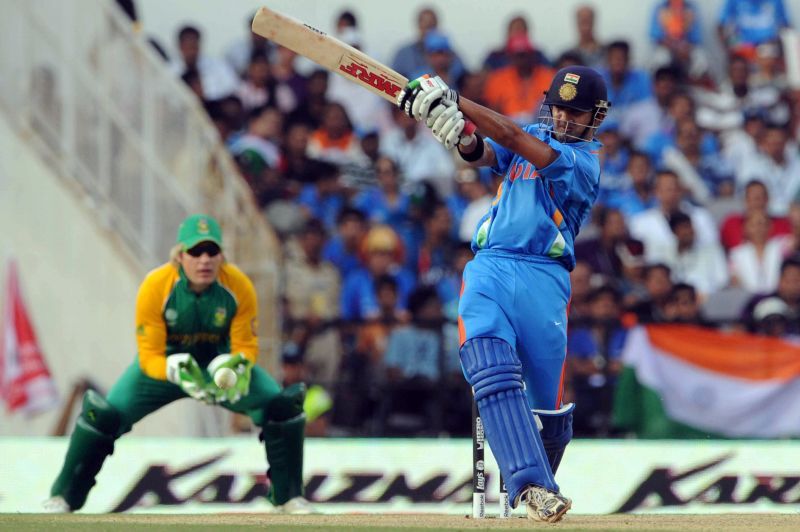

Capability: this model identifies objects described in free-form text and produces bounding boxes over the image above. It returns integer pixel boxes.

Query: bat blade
[251,7,407,103]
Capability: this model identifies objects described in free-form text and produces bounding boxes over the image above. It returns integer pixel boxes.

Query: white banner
[2,438,800,514]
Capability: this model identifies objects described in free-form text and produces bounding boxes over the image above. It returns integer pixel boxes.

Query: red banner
[0,259,58,414]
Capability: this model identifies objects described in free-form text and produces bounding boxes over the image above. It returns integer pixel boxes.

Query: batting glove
[207,353,253,404]
[166,353,212,404]
[397,75,459,124]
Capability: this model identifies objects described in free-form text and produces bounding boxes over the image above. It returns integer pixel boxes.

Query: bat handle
[463,120,477,138]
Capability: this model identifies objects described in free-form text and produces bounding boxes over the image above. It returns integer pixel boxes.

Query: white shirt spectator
[736,145,800,216]
[459,195,493,242]
[629,205,718,265]
[380,126,456,197]
[170,56,239,101]
[671,242,729,298]
[728,238,785,294]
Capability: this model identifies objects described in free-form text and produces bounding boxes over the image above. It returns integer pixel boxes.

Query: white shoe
[42,496,72,513]
[521,485,571,522]
[275,496,317,514]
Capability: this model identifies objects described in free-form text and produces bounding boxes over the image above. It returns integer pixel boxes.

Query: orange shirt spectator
[483,35,554,123]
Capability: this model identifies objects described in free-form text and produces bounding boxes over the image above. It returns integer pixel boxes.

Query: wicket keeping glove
[207,353,253,405]
[166,353,212,404]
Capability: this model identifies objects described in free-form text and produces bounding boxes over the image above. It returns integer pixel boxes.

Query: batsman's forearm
[459,97,557,168]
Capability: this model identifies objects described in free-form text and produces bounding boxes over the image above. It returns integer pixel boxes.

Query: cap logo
[558,83,577,101]
[197,218,210,234]
[564,72,580,84]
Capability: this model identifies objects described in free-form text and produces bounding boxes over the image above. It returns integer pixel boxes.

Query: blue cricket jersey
[471,123,602,271]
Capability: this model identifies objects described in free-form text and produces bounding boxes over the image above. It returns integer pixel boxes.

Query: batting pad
[460,337,558,505]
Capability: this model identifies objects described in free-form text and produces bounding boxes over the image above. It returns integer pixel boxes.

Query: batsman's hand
[207,353,253,404]
[166,353,212,404]
[397,75,459,125]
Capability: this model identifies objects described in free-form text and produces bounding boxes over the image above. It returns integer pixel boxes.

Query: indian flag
[613,324,800,439]
[564,72,580,84]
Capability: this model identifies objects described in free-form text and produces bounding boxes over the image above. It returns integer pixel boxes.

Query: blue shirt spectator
[323,236,362,280]
[718,0,790,48]
[341,267,416,321]
[297,183,345,234]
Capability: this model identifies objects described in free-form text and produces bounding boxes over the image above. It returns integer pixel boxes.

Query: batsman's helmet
[543,66,610,114]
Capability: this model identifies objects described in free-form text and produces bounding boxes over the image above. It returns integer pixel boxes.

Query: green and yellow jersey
[135,262,258,380]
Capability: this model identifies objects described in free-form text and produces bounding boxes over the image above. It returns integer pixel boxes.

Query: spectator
[629,170,718,265]
[340,225,415,322]
[717,0,791,60]
[436,242,474,321]
[649,0,710,83]
[283,219,343,387]
[628,263,674,323]
[667,211,729,298]
[306,102,368,169]
[391,7,466,80]
[412,31,465,87]
[230,106,284,208]
[450,167,493,242]
[736,123,800,216]
[566,285,627,437]
[663,283,707,324]
[661,118,734,201]
[417,202,454,286]
[225,10,273,77]
[170,25,238,101]
[729,210,785,294]
[280,121,315,187]
[562,5,605,68]
[575,207,645,282]
[569,260,595,325]
[287,70,329,130]
[778,202,800,257]
[235,51,276,113]
[352,156,411,232]
[606,150,656,219]
[296,160,345,233]
[482,15,549,71]
[326,28,392,136]
[380,105,456,197]
[719,180,791,251]
[599,40,657,140]
[740,256,800,333]
[380,286,461,435]
[271,45,307,113]
[595,122,630,205]
[751,296,794,337]
[323,207,368,286]
[483,33,554,124]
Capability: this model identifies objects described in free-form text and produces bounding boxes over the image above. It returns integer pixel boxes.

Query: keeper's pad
[533,403,574,475]
[460,338,558,507]
[261,383,307,506]
[50,390,122,510]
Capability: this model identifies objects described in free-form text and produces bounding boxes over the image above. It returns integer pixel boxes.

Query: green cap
[177,214,223,250]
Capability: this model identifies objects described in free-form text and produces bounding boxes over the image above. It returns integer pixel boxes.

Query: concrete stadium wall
[0,116,221,437]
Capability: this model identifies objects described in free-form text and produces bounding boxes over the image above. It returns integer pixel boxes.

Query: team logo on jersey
[165,308,179,326]
[564,72,581,84]
[558,83,577,101]
[213,307,227,327]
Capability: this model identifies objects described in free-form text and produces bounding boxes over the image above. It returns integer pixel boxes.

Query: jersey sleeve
[135,272,169,380]
[484,136,515,176]
[225,265,259,365]
[538,139,600,206]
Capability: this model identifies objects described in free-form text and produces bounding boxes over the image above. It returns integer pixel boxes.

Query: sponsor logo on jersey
[165,308,178,326]
[213,307,227,327]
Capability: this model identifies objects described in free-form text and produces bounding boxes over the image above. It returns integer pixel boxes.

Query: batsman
[44,214,311,514]
[399,66,610,521]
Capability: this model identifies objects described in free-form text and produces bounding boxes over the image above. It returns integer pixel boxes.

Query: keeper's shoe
[42,496,72,513]
[520,485,571,522]
[274,496,317,515]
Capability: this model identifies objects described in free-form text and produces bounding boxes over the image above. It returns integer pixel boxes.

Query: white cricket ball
[214,367,237,389]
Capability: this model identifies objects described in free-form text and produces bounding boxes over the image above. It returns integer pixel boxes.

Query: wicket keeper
[44,214,311,514]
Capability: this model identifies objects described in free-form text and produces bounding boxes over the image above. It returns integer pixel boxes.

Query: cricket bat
[251,6,407,102]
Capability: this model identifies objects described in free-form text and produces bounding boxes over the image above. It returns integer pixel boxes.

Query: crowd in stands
[126,0,799,437]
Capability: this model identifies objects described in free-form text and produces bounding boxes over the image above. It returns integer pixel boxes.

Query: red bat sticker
[338,55,403,98]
